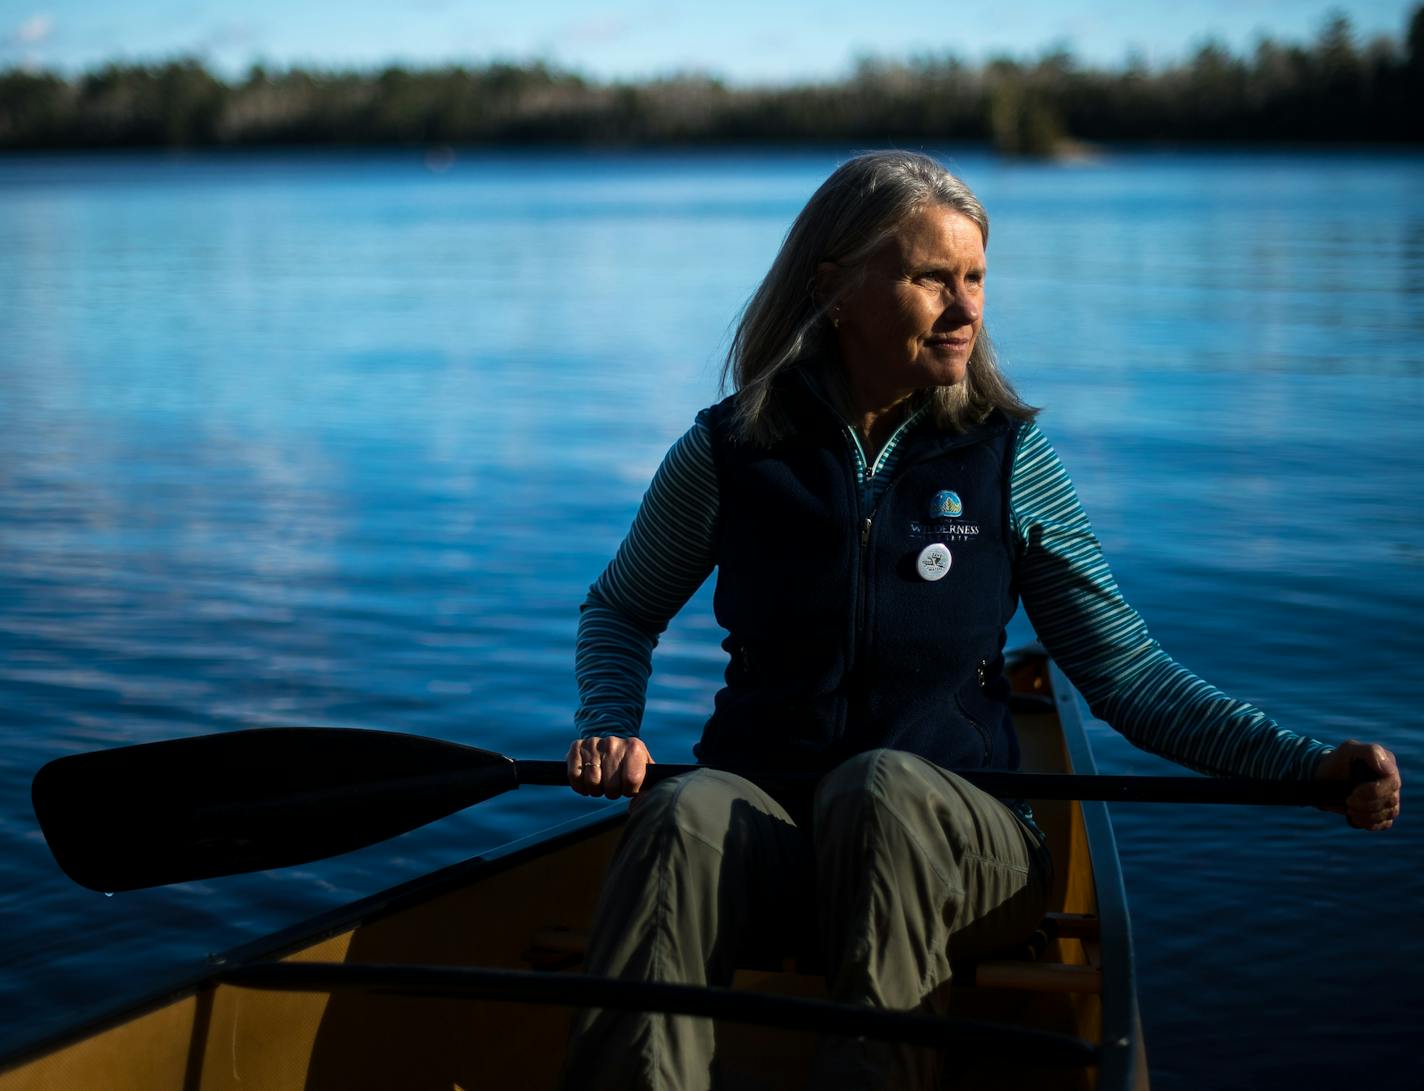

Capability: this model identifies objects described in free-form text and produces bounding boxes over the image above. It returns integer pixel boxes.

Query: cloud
[742,29,797,55]
[180,19,264,66]
[557,15,632,48]
[8,13,53,46]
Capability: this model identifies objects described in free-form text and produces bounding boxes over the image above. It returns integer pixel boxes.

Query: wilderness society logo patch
[909,490,979,540]
[908,520,981,540]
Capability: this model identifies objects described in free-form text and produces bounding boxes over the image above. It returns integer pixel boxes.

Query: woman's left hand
[1315,740,1402,831]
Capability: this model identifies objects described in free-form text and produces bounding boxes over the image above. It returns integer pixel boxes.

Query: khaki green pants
[564,749,1052,1091]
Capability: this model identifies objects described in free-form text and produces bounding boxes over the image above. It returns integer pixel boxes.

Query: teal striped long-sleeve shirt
[575,411,1333,782]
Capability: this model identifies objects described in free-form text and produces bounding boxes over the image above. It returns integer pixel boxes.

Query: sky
[0,0,1417,83]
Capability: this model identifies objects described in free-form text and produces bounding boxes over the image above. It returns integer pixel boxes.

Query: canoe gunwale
[1049,658,1143,1091]
[0,804,630,1075]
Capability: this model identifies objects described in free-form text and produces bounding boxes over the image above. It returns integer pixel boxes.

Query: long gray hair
[722,150,1036,445]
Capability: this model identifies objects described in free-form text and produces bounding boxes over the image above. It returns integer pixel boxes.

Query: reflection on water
[1,149,1421,1086]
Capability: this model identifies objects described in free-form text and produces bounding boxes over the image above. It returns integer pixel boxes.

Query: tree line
[2,8,1420,153]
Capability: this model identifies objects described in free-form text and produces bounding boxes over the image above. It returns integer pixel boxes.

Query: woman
[561,151,1400,1091]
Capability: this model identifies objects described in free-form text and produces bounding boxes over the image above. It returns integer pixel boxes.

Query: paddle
[32,726,1360,893]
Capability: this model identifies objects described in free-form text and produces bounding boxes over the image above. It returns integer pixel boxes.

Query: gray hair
[722,150,1036,444]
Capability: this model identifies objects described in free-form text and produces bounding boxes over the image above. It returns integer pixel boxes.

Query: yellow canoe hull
[1,650,1147,1090]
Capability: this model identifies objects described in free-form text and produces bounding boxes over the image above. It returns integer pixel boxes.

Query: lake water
[0,148,1420,1088]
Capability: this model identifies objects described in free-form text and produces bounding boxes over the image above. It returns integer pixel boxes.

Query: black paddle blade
[32,728,520,893]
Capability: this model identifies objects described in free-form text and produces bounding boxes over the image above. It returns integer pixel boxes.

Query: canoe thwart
[527,914,1102,956]
[1042,912,1100,940]
[218,961,1101,1066]
[525,925,1103,995]
[966,961,1102,995]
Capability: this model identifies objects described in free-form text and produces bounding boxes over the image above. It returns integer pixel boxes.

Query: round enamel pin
[916,542,952,581]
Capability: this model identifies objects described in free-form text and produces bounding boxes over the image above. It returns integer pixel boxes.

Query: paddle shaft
[517,760,1356,807]
[33,726,1364,892]
[199,764,1358,811]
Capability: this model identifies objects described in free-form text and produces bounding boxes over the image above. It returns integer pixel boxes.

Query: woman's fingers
[600,737,624,798]
[1317,740,1402,831]
[624,744,654,796]
[605,739,652,799]
[566,736,654,799]
[1346,742,1401,831]
[567,737,605,796]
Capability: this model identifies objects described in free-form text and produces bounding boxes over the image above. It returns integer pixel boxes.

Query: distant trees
[1,7,1420,151]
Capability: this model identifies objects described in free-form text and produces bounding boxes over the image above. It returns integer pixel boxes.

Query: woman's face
[823,204,985,411]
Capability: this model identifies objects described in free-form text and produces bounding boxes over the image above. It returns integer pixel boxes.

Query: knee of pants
[620,768,771,861]
[811,750,991,870]
[813,748,922,826]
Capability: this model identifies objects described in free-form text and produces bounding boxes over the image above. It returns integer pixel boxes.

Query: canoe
[0,647,1147,1090]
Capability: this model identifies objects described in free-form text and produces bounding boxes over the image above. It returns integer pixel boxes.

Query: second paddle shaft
[523,760,1355,806]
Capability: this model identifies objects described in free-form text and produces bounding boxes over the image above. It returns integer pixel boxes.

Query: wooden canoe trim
[1043,912,1101,940]
[968,961,1102,994]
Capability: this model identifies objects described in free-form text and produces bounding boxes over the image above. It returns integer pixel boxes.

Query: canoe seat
[522,911,1101,993]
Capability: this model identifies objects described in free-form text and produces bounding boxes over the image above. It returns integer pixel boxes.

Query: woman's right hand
[566,735,655,799]
[1314,739,1401,831]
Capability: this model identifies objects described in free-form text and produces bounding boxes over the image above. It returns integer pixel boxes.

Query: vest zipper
[853,497,870,675]
[854,489,893,664]
[857,512,874,631]
[849,503,875,743]
[793,370,931,737]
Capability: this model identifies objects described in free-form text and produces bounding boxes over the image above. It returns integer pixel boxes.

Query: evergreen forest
[2,8,1420,152]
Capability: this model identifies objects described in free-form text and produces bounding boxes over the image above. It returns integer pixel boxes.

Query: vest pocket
[953,690,993,765]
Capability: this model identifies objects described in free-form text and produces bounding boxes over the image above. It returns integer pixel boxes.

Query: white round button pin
[916,543,952,581]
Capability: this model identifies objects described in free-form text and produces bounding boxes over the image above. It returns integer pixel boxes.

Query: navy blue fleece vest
[696,378,1022,776]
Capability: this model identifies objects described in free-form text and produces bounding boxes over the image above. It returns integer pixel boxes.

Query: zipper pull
[861,517,872,548]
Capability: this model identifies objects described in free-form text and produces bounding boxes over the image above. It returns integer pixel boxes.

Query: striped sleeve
[574,417,721,739]
[1010,422,1334,780]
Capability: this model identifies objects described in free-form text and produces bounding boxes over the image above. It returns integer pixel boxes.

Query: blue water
[1,148,1420,1088]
